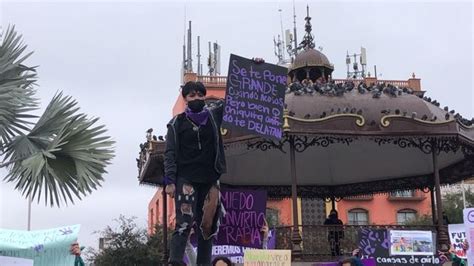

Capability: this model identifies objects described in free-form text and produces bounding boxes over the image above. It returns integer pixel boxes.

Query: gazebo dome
[284,85,450,133]
[290,48,334,72]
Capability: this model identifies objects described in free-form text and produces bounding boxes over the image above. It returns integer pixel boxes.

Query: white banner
[0,256,34,266]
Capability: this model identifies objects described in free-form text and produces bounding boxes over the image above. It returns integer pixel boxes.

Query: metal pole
[289,135,302,258]
[462,180,467,209]
[432,143,449,252]
[162,187,169,263]
[430,188,437,225]
[27,194,32,231]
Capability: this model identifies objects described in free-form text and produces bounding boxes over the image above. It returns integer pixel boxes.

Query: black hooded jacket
[163,100,227,184]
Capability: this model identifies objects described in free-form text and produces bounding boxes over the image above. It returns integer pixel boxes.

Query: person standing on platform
[164,81,226,265]
[324,209,344,257]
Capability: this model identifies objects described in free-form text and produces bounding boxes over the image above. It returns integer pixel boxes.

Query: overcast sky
[0,0,472,251]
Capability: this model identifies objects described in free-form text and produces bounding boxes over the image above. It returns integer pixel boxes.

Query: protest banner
[0,224,80,266]
[449,224,467,259]
[217,187,268,248]
[187,230,276,264]
[244,249,291,266]
[0,256,33,266]
[223,54,287,141]
[389,230,434,256]
[358,228,441,265]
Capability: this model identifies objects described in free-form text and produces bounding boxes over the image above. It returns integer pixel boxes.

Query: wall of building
[337,190,432,225]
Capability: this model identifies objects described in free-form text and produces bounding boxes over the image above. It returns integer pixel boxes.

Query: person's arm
[208,99,224,126]
[164,119,178,195]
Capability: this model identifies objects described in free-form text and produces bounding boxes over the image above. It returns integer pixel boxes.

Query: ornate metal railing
[197,76,412,89]
[273,224,439,261]
[197,75,227,86]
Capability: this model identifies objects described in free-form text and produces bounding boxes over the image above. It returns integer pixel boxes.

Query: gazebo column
[432,144,449,252]
[162,187,169,264]
[289,135,303,258]
[331,196,336,211]
[430,188,437,225]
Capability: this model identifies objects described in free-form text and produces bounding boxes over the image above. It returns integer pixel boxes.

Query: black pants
[169,178,215,265]
[329,237,342,256]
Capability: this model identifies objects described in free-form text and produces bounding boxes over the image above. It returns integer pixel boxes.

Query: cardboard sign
[244,249,291,266]
[186,230,276,264]
[0,225,80,266]
[0,256,34,266]
[463,208,474,265]
[223,54,287,140]
[448,224,467,259]
[217,188,268,248]
[389,230,434,256]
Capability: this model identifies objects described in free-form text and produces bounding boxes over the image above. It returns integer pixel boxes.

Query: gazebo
[136,11,474,263]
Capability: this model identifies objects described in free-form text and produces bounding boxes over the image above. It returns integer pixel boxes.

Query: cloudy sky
[0,0,472,250]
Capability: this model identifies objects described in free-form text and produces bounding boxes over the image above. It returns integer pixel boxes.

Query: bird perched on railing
[146,128,153,141]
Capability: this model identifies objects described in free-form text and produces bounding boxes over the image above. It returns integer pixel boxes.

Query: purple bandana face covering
[185,107,209,126]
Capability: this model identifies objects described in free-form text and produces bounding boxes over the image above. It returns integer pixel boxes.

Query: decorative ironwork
[462,145,474,156]
[438,138,460,154]
[287,113,365,127]
[293,135,355,153]
[220,128,228,136]
[380,114,455,128]
[372,136,462,155]
[247,138,288,153]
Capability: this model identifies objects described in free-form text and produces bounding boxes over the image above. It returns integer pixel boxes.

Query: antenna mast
[197,36,201,75]
[186,21,193,72]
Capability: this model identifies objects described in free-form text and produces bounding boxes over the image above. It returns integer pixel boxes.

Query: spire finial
[300,5,315,50]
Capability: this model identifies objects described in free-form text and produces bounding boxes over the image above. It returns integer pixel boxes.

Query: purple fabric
[163,176,174,185]
[312,259,375,266]
[185,107,209,126]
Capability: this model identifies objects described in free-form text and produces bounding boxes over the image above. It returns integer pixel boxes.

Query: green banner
[0,224,80,266]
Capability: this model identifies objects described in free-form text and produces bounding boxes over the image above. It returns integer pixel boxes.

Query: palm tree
[0,26,115,207]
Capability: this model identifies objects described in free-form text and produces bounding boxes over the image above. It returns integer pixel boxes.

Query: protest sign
[389,230,434,256]
[186,230,276,264]
[449,224,467,259]
[217,188,268,248]
[0,224,80,266]
[463,208,474,265]
[244,249,291,266]
[223,54,287,140]
[358,228,441,265]
[0,256,33,266]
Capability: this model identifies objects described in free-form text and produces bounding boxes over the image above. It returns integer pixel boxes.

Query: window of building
[390,190,415,197]
[397,209,417,225]
[266,208,280,227]
[348,208,369,225]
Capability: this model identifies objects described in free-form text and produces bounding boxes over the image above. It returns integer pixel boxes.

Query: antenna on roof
[197,36,201,75]
[278,6,285,61]
[186,21,193,72]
